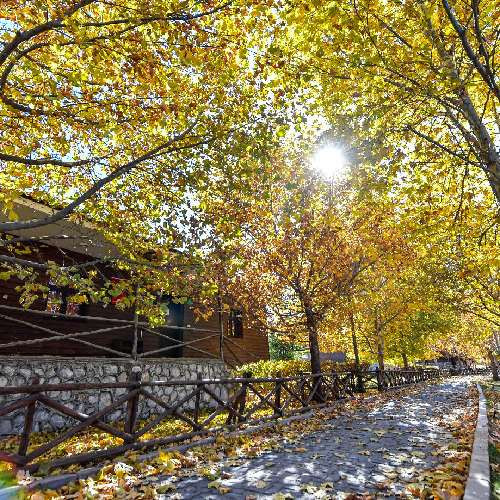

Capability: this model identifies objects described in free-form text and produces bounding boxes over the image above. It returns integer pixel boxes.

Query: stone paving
[154,377,477,499]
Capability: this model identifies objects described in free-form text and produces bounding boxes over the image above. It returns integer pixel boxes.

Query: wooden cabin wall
[182,306,269,366]
[0,242,161,357]
[1,242,270,363]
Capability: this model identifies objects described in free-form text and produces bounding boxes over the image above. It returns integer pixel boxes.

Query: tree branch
[406,125,481,167]
[0,120,199,232]
[0,152,90,168]
[441,0,500,101]
[0,0,97,67]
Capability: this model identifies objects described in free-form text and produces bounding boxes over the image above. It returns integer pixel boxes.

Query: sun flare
[311,145,348,179]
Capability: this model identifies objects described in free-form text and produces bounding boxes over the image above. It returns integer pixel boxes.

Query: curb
[464,383,490,500]
[0,486,20,500]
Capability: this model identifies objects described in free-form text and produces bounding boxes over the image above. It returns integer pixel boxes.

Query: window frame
[227,309,244,338]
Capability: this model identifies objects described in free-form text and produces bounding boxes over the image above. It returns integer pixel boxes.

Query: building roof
[1,198,120,259]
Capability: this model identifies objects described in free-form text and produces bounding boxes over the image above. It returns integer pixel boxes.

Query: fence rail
[0,367,487,472]
[0,304,259,367]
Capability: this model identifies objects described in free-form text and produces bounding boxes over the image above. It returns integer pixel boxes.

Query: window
[45,283,81,316]
[227,309,243,338]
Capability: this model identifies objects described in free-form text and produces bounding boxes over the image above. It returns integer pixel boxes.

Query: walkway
[153,377,478,499]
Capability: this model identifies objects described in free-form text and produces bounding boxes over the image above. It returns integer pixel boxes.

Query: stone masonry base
[0,356,229,434]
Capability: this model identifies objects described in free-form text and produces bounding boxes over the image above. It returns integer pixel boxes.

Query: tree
[268,334,305,360]
[276,0,499,203]
[0,0,286,313]
[351,261,417,372]
[207,167,358,375]
[200,146,408,377]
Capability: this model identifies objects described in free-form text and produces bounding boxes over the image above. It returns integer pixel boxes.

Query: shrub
[268,334,306,360]
[232,359,368,378]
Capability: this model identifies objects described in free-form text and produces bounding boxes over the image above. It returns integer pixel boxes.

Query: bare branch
[405,125,480,166]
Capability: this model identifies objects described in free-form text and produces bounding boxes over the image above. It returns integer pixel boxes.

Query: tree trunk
[308,327,322,375]
[349,311,360,370]
[377,340,385,372]
[375,314,385,373]
[349,309,363,392]
[488,349,499,381]
[375,313,386,391]
[402,352,409,369]
[304,306,323,402]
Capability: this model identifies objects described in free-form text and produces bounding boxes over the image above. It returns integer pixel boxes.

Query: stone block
[19,368,32,380]
[13,376,26,386]
[60,391,72,401]
[0,418,13,435]
[60,367,74,380]
[99,392,112,408]
[104,365,118,375]
[109,411,122,421]
[14,414,25,429]
[1,366,15,377]
[50,414,66,429]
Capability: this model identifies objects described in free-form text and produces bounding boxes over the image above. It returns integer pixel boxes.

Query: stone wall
[0,356,229,435]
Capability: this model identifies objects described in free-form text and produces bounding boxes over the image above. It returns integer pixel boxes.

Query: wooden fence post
[274,371,283,417]
[298,372,307,405]
[194,372,202,424]
[18,376,39,457]
[125,367,141,436]
[376,368,384,392]
[237,371,251,422]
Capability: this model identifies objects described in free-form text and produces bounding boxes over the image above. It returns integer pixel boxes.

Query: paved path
[155,377,477,499]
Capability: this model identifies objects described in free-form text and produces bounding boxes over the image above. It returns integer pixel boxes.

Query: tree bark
[307,324,322,376]
[304,306,323,402]
[375,313,385,373]
[402,352,409,369]
[488,349,499,381]
[349,309,363,391]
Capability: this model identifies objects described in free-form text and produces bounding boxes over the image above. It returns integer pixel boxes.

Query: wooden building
[0,199,269,366]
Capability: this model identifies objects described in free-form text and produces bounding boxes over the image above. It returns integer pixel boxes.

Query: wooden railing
[0,368,454,472]
[0,304,258,366]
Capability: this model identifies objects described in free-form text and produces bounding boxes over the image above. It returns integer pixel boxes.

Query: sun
[311,145,348,179]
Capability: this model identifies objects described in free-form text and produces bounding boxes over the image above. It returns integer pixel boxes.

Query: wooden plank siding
[0,241,269,364]
[0,241,141,357]
[183,306,269,366]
